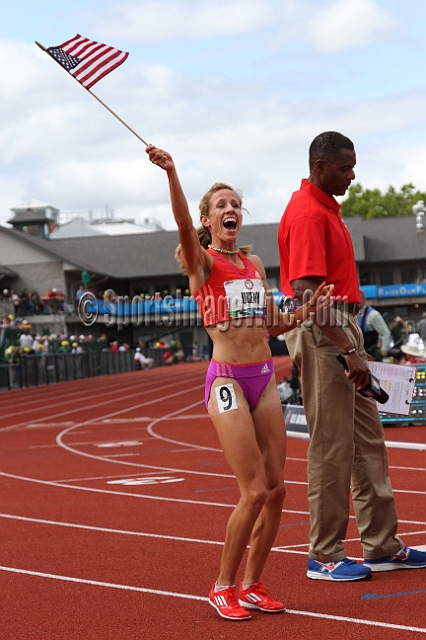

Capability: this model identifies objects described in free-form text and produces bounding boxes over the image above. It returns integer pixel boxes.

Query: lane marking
[101,415,210,423]
[56,471,173,483]
[107,476,185,486]
[103,454,140,458]
[96,441,143,448]
[362,589,426,600]
[286,608,426,633]
[2,514,425,563]
[0,566,425,634]
[56,394,426,495]
[0,371,205,432]
[0,471,307,516]
[1,471,426,525]
[26,422,76,429]
[286,430,426,451]
[0,513,223,545]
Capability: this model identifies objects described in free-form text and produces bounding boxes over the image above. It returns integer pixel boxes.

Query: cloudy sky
[1,0,426,230]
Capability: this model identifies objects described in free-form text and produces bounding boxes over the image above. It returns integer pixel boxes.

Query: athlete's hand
[146,144,175,172]
[308,282,334,312]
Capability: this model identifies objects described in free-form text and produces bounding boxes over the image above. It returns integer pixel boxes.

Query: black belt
[332,302,360,315]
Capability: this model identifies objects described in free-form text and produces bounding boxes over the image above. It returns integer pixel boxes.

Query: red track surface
[1,356,425,639]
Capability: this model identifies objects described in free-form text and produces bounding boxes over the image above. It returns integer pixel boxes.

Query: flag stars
[48,47,81,71]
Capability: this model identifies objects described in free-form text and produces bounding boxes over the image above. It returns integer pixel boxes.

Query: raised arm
[249,256,334,335]
[146,145,211,280]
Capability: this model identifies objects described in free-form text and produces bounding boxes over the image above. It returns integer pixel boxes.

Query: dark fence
[0,348,162,392]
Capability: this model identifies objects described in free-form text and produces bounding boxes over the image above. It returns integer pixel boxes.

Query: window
[267,277,278,291]
[360,271,376,285]
[401,267,418,284]
[379,270,394,286]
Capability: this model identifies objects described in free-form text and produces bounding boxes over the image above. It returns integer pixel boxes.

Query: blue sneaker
[307,557,372,581]
[364,546,426,572]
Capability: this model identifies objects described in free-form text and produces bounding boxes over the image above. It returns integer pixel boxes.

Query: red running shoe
[238,582,286,613]
[209,583,251,621]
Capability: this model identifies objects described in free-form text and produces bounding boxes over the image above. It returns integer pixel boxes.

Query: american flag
[46,34,128,89]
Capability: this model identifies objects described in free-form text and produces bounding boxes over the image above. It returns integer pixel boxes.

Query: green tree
[341,183,426,218]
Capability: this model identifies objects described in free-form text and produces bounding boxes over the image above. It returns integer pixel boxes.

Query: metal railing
[0,348,162,391]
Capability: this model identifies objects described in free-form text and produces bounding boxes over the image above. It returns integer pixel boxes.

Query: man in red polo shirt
[279,131,426,581]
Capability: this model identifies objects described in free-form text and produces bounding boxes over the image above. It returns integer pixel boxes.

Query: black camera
[335,354,389,404]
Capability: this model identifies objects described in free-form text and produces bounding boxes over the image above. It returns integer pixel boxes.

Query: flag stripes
[47,34,128,89]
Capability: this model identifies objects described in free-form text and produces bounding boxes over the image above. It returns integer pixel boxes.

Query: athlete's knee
[242,487,268,515]
[267,481,286,507]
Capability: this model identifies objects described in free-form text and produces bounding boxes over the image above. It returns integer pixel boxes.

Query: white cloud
[0,4,426,233]
[92,0,273,42]
[310,0,398,52]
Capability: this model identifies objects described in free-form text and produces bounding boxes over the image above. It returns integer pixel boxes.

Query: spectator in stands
[11,290,21,315]
[32,335,43,351]
[389,316,407,349]
[134,347,154,370]
[103,289,116,302]
[19,330,34,350]
[358,290,391,361]
[19,289,31,315]
[57,340,71,353]
[170,339,185,362]
[163,349,175,365]
[418,312,426,350]
[29,291,42,315]
[400,334,425,363]
[72,342,83,353]
[75,285,86,305]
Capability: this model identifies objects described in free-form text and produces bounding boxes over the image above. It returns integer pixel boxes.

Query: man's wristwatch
[340,346,357,356]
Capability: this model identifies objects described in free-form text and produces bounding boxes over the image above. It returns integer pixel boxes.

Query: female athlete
[146,144,333,621]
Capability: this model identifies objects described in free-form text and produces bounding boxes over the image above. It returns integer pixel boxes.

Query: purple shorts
[205,359,274,411]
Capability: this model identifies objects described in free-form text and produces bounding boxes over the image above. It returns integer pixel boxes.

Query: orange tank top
[194,250,266,327]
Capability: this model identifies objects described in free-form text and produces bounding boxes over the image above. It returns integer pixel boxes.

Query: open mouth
[223,217,237,230]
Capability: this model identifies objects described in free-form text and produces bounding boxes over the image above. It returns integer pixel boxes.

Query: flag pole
[35,41,149,146]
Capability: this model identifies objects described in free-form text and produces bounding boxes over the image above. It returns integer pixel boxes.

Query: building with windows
[0,205,425,346]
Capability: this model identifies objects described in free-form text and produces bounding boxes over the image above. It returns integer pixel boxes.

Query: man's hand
[343,350,371,390]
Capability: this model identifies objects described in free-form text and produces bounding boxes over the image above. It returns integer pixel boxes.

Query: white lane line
[0,567,206,601]
[146,420,222,452]
[285,609,426,634]
[0,368,204,422]
[56,471,174,483]
[2,514,425,555]
[386,440,426,451]
[0,514,223,545]
[0,470,236,508]
[287,430,426,451]
[102,415,210,423]
[0,470,305,515]
[0,566,425,634]
[2,470,426,524]
[0,371,205,432]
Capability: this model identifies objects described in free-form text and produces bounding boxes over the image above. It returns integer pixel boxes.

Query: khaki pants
[285,311,403,562]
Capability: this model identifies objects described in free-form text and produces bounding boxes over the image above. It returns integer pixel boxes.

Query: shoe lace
[251,582,270,597]
[223,587,239,606]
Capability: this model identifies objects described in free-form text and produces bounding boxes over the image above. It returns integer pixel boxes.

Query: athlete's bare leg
[208,376,286,586]
[243,378,286,584]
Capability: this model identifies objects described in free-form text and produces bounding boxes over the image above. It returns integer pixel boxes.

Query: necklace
[208,244,239,255]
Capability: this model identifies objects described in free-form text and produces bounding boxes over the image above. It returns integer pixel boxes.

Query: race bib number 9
[215,383,238,414]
